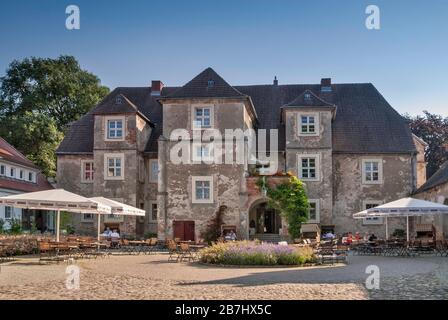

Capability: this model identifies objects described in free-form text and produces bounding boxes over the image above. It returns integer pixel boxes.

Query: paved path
[0,254,447,300]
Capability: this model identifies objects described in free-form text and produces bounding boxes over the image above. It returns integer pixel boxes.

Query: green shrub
[9,218,22,234]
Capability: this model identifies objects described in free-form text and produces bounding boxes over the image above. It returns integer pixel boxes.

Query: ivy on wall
[257,175,309,239]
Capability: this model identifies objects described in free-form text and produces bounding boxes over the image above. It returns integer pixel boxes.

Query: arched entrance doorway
[249,201,281,236]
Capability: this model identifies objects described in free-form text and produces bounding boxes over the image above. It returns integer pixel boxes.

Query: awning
[89,197,145,216]
[0,189,110,214]
[301,223,320,233]
[353,198,448,218]
[352,197,448,242]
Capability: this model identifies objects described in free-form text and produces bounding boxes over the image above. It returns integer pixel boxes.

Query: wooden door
[184,221,195,241]
[173,221,195,241]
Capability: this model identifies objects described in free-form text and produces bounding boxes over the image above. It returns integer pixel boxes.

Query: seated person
[224,230,237,241]
[368,233,377,242]
[354,232,362,241]
[346,232,353,245]
[323,232,335,240]
[102,227,112,237]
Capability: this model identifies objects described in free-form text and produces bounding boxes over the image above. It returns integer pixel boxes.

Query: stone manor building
[56,68,426,241]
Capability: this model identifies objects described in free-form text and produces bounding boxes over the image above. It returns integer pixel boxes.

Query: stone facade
[56,68,427,241]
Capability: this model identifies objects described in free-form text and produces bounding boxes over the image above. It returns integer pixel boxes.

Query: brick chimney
[321,78,332,92]
[273,76,278,86]
[151,80,164,96]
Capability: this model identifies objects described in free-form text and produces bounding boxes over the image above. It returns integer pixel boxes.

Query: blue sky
[0,0,447,115]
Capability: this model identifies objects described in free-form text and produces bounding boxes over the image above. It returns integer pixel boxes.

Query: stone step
[251,233,288,243]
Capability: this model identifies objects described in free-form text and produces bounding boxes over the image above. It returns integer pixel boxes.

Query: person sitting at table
[345,232,353,245]
[354,232,362,241]
[110,229,120,239]
[224,230,237,241]
[102,227,112,237]
[368,233,377,242]
[323,232,335,240]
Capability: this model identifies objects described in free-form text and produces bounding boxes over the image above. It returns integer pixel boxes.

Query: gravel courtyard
[0,254,447,300]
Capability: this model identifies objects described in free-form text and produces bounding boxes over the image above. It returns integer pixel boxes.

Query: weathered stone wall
[56,155,97,235]
[333,154,414,237]
[284,109,333,149]
[158,98,251,241]
[286,149,333,225]
[160,144,246,241]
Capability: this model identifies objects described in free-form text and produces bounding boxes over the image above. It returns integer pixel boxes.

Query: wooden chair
[167,240,180,261]
[178,243,193,262]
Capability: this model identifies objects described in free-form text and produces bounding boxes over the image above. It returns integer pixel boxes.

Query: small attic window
[115,96,123,104]
[304,93,312,101]
[207,79,215,88]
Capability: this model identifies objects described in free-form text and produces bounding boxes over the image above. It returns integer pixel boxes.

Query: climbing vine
[257,175,309,239]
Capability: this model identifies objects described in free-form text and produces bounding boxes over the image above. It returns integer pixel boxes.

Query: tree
[0,56,109,176]
[257,175,309,239]
[404,111,448,178]
[0,112,63,177]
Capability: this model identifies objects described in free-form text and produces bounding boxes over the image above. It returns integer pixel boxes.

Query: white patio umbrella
[89,197,145,241]
[0,189,111,242]
[353,197,448,241]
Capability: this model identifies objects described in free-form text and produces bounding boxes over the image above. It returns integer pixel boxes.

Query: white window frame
[9,167,15,178]
[149,159,159,183]
[105,116,125,141]
[192,176,214,204]
[192,143,214,162]
[0,164,5,176]
[362,159,383,185]
[308,199,320,223]
[81,213,95,223]
[19,169,24,180]
[362,200,384,225]
[81,160,94,183]
[104,153,125,180]
[4,206,13,220]
[28,171,35,183]
[297,154,320,182]
[192,105,214,129]
[148,201,158,222]
[298,112,319,136]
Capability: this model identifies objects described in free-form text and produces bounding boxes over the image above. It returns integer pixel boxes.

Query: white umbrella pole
[97,214,101,242]
[385,216,389,240]
[406,215,410,243]
[56,210,61,242]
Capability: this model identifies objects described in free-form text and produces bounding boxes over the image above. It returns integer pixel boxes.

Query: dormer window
[105,116,125,141]
[115,96,123,104]
[304,93,311,101]
[207,79,215,87]
[298,113,319,136]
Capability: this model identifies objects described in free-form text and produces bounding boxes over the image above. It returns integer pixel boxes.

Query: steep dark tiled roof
[283,89,335,108]
[57,70,416,156]
[416,161,448,193]
[92,93,138,114]
[235,83,416,154]
[166,67,246,99]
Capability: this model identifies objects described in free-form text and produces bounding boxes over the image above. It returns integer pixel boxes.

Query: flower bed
[200,241,315,266]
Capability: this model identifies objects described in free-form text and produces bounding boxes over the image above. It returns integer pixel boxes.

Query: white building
[0,137,53,231]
